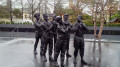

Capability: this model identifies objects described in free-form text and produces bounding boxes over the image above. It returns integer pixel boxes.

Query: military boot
[73,57,77,64]
[66,53,71,57]
[61,58,65,67]
[33,50,37,54]
[54,61,59,67]
[49,55,54,61]
[81,59,88,65]
[66,50,71,58]
[42,55,47,62]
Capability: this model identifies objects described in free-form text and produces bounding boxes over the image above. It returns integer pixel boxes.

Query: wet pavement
[0,37,120,67]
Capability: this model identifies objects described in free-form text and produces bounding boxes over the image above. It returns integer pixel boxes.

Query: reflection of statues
[33,13,43,54]
[63,13,72,58]
[41,14,54,62]
[54,16,71,67]
[73,15,88,64]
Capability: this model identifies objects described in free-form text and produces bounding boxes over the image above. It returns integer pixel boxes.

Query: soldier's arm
[69,22,74,32]
[71,23,78,32]
[57,25,66,34]
[69,22,73,28]
[34,22,41,28]
[81,23,89,31]
[53,21,57,34]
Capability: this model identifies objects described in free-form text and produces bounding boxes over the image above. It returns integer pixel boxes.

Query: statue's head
[43,13,48,21]
[77,15,82,23]
[34,13,40,20]
[63,13,69,21]
[56,16,62,24]
[52,14,56,21]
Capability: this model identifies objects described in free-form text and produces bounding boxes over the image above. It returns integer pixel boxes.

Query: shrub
[105,23,120,27]
[82,14,92,20]
[82,20,94,26]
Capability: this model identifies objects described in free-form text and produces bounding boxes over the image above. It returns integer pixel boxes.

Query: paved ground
[0,37,120,67]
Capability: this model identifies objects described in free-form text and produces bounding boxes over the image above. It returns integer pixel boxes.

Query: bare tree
[53,0,62,14]
[15,0,24,19]
[20,0,24,19]
[93,0,102,38]
[94,0,118,39]
[27,0,43,21]
[88,0,111,39]
[6,0,13,22]
[97,0,105,39]
[107,0,118,20]
[69,0,93,16]
[38,0,42,17]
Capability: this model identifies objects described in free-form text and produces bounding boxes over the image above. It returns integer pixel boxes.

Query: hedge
[0,21,120,27]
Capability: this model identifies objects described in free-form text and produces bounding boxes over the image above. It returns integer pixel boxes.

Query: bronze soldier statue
[33,13,43,55]
[54,16,71,67]
[63,13,72,58]
[40,14,54,62]
[73,15,88,65]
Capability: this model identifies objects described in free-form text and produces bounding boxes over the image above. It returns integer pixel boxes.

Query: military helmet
[56,16,62,22]
[77,15,83,19]
[34,13,40,18]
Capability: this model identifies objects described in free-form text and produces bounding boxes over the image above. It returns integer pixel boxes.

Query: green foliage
[111,11,120,19]
[23,22,33,25]
[82,14,92,20]
[111,13,120,19]
[0,21,13,24]
[54,4,64,15]
[82,20,94,26]
[69,15,92,24]
[13,8,22,18]
[63,8,75,15]
[69,16,76,24]
[105,23,120,27]
[0,21,120,27]
[0,5,9,18]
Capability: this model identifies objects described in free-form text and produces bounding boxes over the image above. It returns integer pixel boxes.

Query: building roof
[109,18,118,23]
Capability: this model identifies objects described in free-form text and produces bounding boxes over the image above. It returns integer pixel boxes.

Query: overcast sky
[0,0,91,14]
[0,0,69,13]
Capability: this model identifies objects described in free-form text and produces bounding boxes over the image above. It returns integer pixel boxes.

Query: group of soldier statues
[33,13,89,67]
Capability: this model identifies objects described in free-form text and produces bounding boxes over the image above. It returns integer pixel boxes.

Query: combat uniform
[73,21,88,64]
[33,16,43,54]
[41,20,54,62]
[54,16,71,67]
[63,21,72,57]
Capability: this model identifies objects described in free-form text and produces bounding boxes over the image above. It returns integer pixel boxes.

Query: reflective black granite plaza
[0,37,120,67]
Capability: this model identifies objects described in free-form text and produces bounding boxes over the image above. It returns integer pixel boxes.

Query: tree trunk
[10,11,13,22]
[7,0,12,22]
[22,7,23,19]
[94,3,98,38]
[32,11,34,21]
[98,0,104,39]
[94,10,97,38]
[31,0,34,21]
[10,2,13,22]
[21,0,23,19]
[9,0,13,23]
[39,3,41,19]
[109,11,112,20]
[98,19,104,39]
[94,19,97,38]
